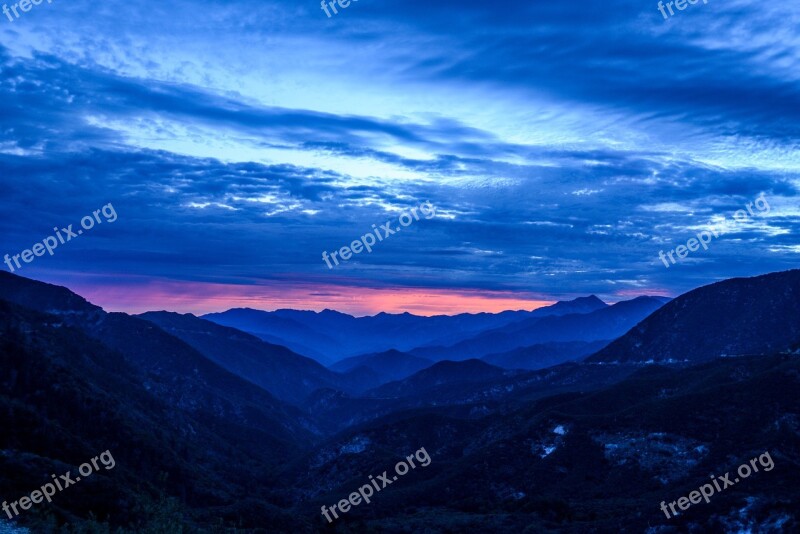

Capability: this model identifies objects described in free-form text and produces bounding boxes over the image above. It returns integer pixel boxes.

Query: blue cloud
[0,0,798,311]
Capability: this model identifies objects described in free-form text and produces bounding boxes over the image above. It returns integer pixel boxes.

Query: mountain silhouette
[2,270,799,532]
[588,270,800,363]
[330,349,435,383]
[202,296,609,363]
[139,311,374,404]
[411,296,669,361]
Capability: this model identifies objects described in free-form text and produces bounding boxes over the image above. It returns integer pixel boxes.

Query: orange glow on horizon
[47,274,556,317]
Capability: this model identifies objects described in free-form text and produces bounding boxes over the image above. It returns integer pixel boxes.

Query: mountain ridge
[410,296,669,361]
[202,296,612,362]
[138,311,374,404]
[588,269,800,364]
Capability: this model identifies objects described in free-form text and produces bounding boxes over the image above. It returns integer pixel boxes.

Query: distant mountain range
[202,295,612,363]
[409,296,670,361]
[138,311,375,404]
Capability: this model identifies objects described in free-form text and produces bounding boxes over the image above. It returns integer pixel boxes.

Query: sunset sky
[1,0,798,316]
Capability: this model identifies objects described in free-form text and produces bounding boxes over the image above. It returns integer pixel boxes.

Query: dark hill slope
[0,300,307,531]
[288,353,800,533]
[366,359,512,399]
[139,311,372,404]
[330,349,434,383]
[589,269,800,363]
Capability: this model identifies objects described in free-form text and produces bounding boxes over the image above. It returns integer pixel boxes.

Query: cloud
[1,0,799,314]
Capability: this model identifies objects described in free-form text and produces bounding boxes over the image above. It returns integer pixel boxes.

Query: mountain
[202,296,609,363]
[411,296,670,361]
[199,307,339,365]
[482,339,611,370]
[6,269,800,532]
[365,359,512,399]
[286,353,800,533]
[0,273,317,452]
[330,349,434,383]
[525,295,608,317]
[138,311,372,405]
[0,272,101,315]
[588,270,800,364]
[303,360,641,435]
[0,291,310,531]
[419,295,608,348]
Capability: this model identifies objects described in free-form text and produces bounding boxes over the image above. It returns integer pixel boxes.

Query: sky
[0,0,798,316]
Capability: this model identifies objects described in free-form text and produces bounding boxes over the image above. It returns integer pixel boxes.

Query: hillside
[139,311,372,404]
[366,359,512,399]
[482,340,611,370]
[330,349,434,383]
[588,270,800,363]
[0,299,308,531]
[287,353,800,533]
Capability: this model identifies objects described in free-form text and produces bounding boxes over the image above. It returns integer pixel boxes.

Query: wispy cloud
[1,0,798,314]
